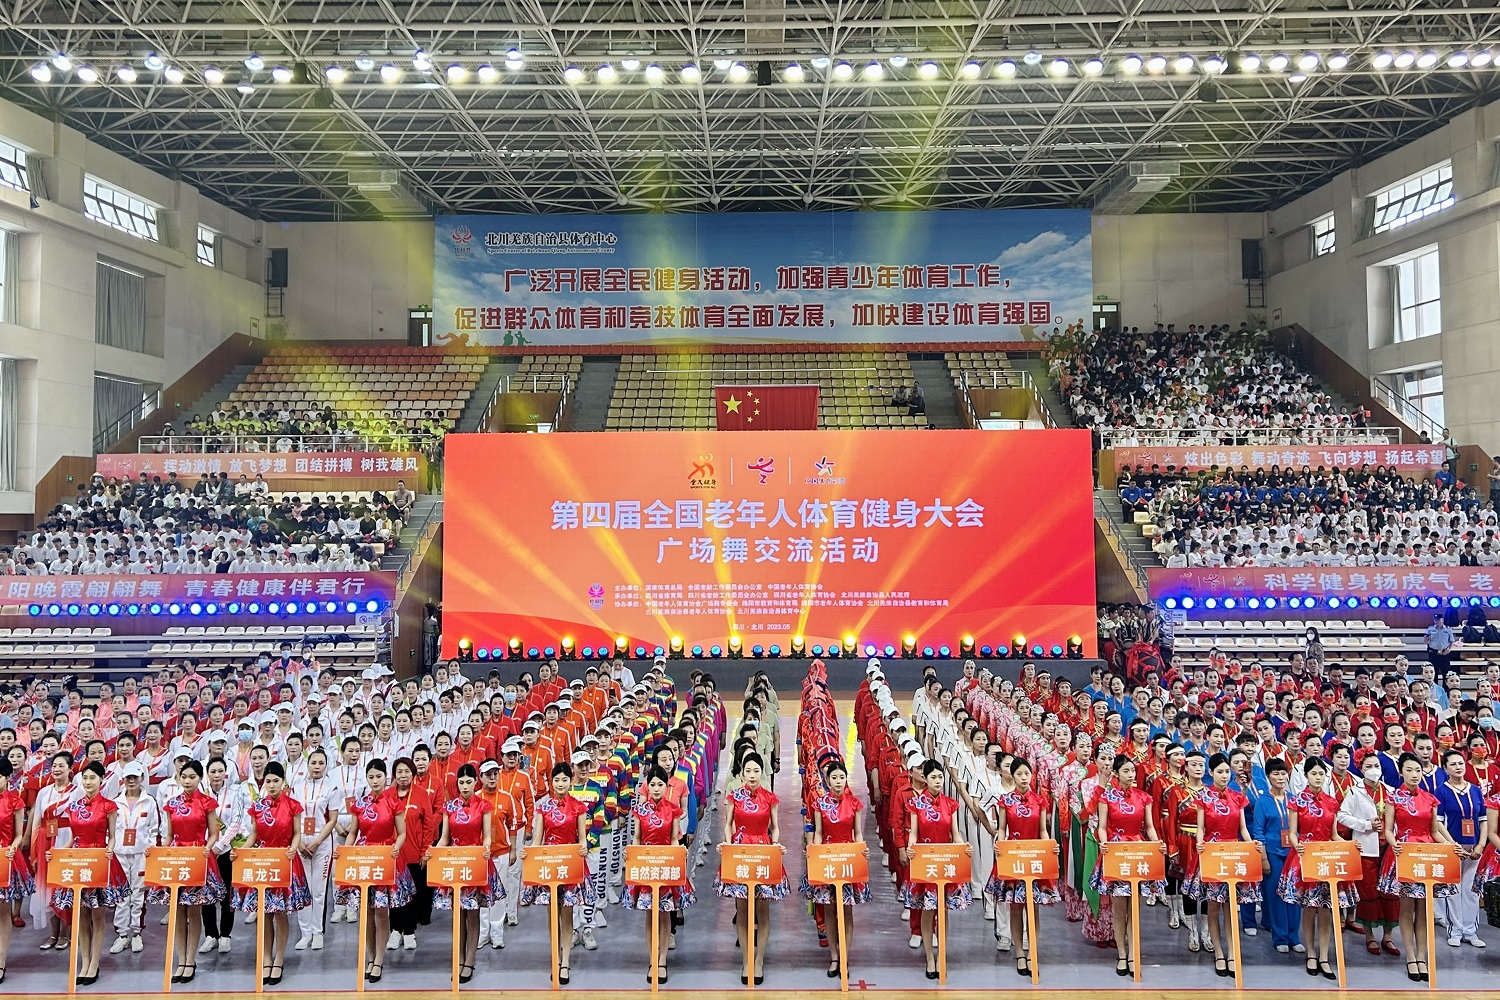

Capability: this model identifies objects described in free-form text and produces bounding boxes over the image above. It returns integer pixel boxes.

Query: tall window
[83,176,159,242]
[1391,365,1445,429]
[1312,215,1335,256]
[95,261,147,352]
[1393,248,1441,342]
[196,225,217,267]
[0,139,28,193]
[1372,162,1454,234]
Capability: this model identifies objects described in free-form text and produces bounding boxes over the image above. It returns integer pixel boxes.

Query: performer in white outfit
[109,763,160,954]
[293,748,342,950]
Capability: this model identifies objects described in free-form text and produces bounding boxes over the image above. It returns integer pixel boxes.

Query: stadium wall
[0,97,263,512]
[1090,212,1266,329]
[1267,103,1500,454]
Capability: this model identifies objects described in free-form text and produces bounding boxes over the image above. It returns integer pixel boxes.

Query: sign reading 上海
[1149,566,1500,605]
[432,209,1092,346]
[0,571,395,610]
[96,452,423,482]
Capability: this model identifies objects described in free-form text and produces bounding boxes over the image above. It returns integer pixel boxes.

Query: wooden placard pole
[993,839,1061,985]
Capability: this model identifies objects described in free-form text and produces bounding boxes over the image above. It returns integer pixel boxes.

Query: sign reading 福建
[50,848,110,888]
[232,848,292,889]
[992,839,1060,880]
[718,844,786,886]
[909,844,972,887]
[431,209,1092,346]
[522,844,587,886]
[426,847,489,888]
[1148,566,1500,605]
[144,847,208,888]
[442,430,1098,655]
[0,571,395,610]
[1111,445,1447,474]
[625,846,689,888]
[806,843,870,886]
[333,846,398,887]
[95,452,423,481]
[1395,843,1461,885]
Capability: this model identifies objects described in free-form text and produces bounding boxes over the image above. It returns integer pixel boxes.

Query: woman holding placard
[985,758,1058,978]
[625,764,692,984]
[430,763,501,984]
[1380,752,1461,982]
[51,761,128,987]
[805,759,867,980]
[520,762,591,986]
[1184,753,1259,979]
[0,756,34,985]
[150,759,225,984]
[338,759,412,985]
[232,762,311,986]
[1280,757,1354,980]
[30,751,74,950]
[1091,755,1162,979]
[901,758,971,981]
[713,750,787,986]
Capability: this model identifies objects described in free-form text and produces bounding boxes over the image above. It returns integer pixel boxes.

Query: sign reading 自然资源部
[431,209,1091,346]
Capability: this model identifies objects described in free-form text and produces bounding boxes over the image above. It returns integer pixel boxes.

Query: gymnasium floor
[2,697,1494,994]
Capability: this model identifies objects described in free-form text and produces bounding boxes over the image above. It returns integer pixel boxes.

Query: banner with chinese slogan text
[1149,566,1499,605]
[96,452,423,481]
[1111,444,1447,474]
[0,572,395,610]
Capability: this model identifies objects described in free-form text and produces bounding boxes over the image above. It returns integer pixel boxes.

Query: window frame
[1392,247,1441,343]
[83,175,160,243]
[0,139,28,194]
[1371,162,1454,235]
[1311,214,1335,257]
[196,224,217,267]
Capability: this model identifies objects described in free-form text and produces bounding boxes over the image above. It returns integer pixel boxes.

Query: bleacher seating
[944,349,1014,387]
[513,354,582,391]
[605,351,928,430]
[222,346,488,435]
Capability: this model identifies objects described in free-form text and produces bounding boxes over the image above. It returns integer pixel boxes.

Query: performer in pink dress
[0,756,35,985]
[1091,755,1162,979]
[148,759,225,984]
[803,760,867,980]
[232,762,311,986]
[520,763,590,986]
[1379,753,1461,983]
[1281,757,1356,980]
[51,762,128,987]
[337,759,411,985]
[985,758,1059,978]
[430,764,501,984]
[1183,754,1259,978]
[901,759,971,981]
[624,765,692,984]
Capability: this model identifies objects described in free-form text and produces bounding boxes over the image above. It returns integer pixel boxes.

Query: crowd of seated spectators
[1048,323,1384,445]
[0,474,416,576]
[150,405,447,454]
[1122,461,1500,567]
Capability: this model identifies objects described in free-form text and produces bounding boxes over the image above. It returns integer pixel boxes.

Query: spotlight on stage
[979,645,994,657]
[457,638,475,662]
[1012,635,1026,657]
[843,634,857,655]
[710,644,722,658]
[1067,635,1084,659]
[508,637,522,659]
[902,634,917,659]
[922,645,935,658]
[691,645,704,658]
[1030,644,1045,658]
[810,644,824,657]
[791,635,806,657]
[543,646,556,659]
[728,635,743,659]
[669,635,685,660]
[864,643,878,658]
[960,635,975,657]
[825,644,840,658]
[752,644,765,658]
[769,644,781,658]
[939,645,951,658]
[615,635,630,658]
[560,636,576,660]
[883,644,896,658]
[581,646,595,659]
[1050,645,1064,658]
[476,648,491,661]
[528,646,541,660]
[635,645,649,659]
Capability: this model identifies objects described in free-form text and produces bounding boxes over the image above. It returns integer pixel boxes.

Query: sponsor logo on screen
[587,583,605,610]
[807,456,846,486]
[688,455,717,490]
[747,456,776,484]
[449,226,473,259]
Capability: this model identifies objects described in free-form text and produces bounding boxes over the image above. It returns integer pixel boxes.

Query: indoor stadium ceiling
[2,0,1499,220]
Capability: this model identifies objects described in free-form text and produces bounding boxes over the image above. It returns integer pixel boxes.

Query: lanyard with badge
[119,795,150,848]
[302,778,325,837]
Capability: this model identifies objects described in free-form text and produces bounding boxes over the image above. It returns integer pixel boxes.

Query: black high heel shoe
[925,958,940,981]
[367,964,382,984]
[826,960,840,979]
[557,964,569,986]
[172,967,186,985]
[1306,958,1320,976]
[1214,957,1229,977]
[1320,961,1337,980]
[1406,961,1421,982]
[266,965,281,986]
[460,965,474,984]
[181,964,196,984]
[1417,962,1429,982]
[1016,955,1031,977]
[1116,958,1130,977]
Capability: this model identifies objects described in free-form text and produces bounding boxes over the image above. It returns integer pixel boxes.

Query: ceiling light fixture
[1121,54,1143,73]
[644,63,664,83]
[271,65,293,83]
[446,63,467,82]
[563,65,584,83]
[832,60,854,80]
[1203,55,1226,74]
[1289,71,1307,83]
[1371,50,1395,69]
[1146,54,1168,73]
[144,52,165,72]
[244,54,264,72]
[621,58,641,71]
[380,62,401,82]
[1083,57,1105,76]
[1416,50,1439,68]
[476,63,499,82]
[1240,53,1262,71]
[505,49,524,70]
[728,62,749,82]
[713,58,733,71]
[1048,57,1069,76]
[325,64,347,83]
[1327,53,1349,70]
[1297,52,1319,71]
[412,49,432,72]
[51,52,72,72]
[888,55,908,68]
[960,59,982,78]
[1174,53,1195,73]
[203,65,224,84]
[862,60,884,80]
[994,59,1017,78]
[918,60,940,79]
[1393,50,1416,68]
[116,65,137,82]
[679,63,701,82]
[1267,53,1290,72]
[236,82,254,94]
[354,57,376,72]
[595,63,616,83]
[28,63,51,83]
[1448,51,1470,67]
[75,64,98,83]
[811,56,831,70]
[163,66,185,84]
[784,62,805,82]
[1023,50,1043,66]
[1473,51,1494,67]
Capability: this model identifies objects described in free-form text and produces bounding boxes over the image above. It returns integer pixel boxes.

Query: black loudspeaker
[756,61,772,87]
[1240,239,1263,280]
[267,248,289,288]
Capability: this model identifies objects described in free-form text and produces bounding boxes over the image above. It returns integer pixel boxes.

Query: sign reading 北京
[431,209,1091,346]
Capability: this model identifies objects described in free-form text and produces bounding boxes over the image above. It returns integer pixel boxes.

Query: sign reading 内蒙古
[432,209,1092,346]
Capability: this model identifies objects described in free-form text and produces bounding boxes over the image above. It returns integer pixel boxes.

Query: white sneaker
[900,907,911,921]
[1244,927,1257,937]
[1293,943,1306,954]
[1187,927,1200,953]
[402,934,417,951]
[668,933,677,951]
[199,937,218,955]
[607,887,621,905]
[1276,944,1289,954]
[160,913,170,926]
[219,937,232,954]
[983,898,996,921]
[997,936,1012,953]
[581,928,598,951]
[244,911,257,925]
[1436,915,1448,929]
[594,910,608,928]
[572,929,582,946]
[1466,936,1487,948]
[329,908,344,923]
[908,934,921,949]
[295,934,312,951]
[110,937,129,955]
[311,933,325,951]
[506,914,518,926]
[387,930,401,950]
[131,935,143,954]
[491,928,504,949]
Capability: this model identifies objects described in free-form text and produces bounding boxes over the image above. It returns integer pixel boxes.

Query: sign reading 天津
[431,209,1092,345]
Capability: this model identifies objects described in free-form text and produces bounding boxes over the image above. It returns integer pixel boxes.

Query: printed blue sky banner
[432,209,1091,346]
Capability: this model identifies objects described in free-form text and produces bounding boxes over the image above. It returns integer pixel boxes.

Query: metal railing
[645,365,884,379]
[1094,490,1151,598]
[395,498,444,593]
[478,373,573,432]
[957,370,1055,428]
[1371,378,1446,445]
[94,390,162,453]
[137,433,436,454]
[1096,425,1402,449]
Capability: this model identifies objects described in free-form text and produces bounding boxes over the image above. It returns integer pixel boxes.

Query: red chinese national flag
[715,385,819,431]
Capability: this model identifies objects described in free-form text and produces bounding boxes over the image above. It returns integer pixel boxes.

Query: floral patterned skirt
[434,862,505,911]
[233,856,313,913]
[335,867,416,910]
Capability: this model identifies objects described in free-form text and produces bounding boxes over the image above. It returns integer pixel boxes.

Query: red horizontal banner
[715,385,819,431]
[0,571,395,609]
[96,452,423,481]
[1112,444,1446,473]
[1149,566,1498,601]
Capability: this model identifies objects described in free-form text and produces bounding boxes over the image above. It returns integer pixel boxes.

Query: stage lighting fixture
[751,644,765,658]
[842,634,857,654]
[1204,597,1218,610]
[1163,597,1178,609]
[508,637,523,659]
[1264,596,1278,609]
[366,600,380,613]
[1346,596,1362,608]
[810,644,823,657]
[457,638,474,662]
[634,646,648,659]
[284,602,299,615]
[980,645,993,657]
[769,644,782,658]
[85,603,101,615]
[1067,635,1083,659]
[149,603,164,615]
[668,635,685,660]
[1425,596,1440,608]
[168,602,183,615]
[476,648,491,661]
[106,603,122,616]
[65,603,81,616]
[544,646,557,659]
[864,644,878,658]
[902,634,917,659]
[561,636,576,659]
[959,635,975,657]
[27,604,40,616]
[1030,645,1045,658]
[1050,645,1063,658]
[883,645,896,658]
[344,601,357,613]
[922,646,935,659]
[825,645,840,658]
[1012,635,1026,656]
[710,645,723,658]
[1471,596,1483,606]
[1223,598,1237,609]
[126,604,140,615]
[691,645,704,658]
[46,603,62,616]
[1449,596,1464,608]
[1328,597,1342,609]
[614,635,630,657]
[1289,597,1303,609]
[1247,597,1261,610]
[204,603,219,615]
[580,646,594,659]
[728,635,743,659]
[938,645,951,658]
[1490,596,1500,608]
[531,647,544,660]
